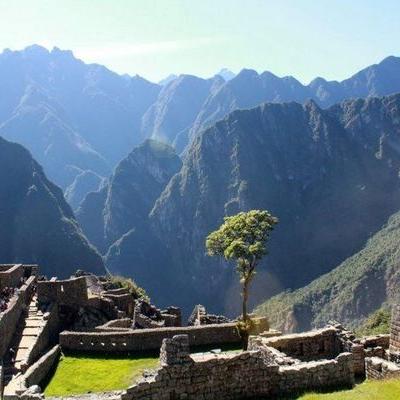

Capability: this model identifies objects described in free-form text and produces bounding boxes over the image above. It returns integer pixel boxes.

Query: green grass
[294,378,400,399]
[354,308,391,337]
[43,352,159,396]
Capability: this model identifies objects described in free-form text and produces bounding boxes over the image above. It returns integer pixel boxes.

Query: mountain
[101,94,400,314]
[64,170,105,210]
[0,84,110,189]
[189,56,400,144]
[143,56,400,154]
[141,74,224,153]
[1,46,400,196]
[158,74,178,86]
[77,139,182,253]
[0,45,160,190]
[255,209,400,333]
[0,136,105,278]
[216,68,236,81]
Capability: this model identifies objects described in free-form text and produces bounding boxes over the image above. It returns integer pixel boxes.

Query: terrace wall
[59,323,241,353]
[24,345,61,389]
[365,357,400,380]
[122,335,354,400]
[26,303,60,368]
[260,327,341,361]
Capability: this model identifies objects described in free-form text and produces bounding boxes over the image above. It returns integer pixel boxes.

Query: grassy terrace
[44,350,400,399]
[43,344,241,396]
[43,352,159,397]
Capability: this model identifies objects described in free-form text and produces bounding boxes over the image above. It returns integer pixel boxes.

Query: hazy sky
[0,0,399,83]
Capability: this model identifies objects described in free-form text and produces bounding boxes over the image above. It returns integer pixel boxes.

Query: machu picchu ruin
[1,7,400,398]
[1,263,400,400]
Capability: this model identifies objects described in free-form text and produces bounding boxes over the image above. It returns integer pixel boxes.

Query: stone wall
[365,357,400,380]
[103,293,134,317]
[0,264,24,290]
[278,353,354,395]
[37,277,88,307]
[0,276,36,358]
[60,323,241,353]
[26,303,60,368]
[24,345,61,389]
[361,334,390,349]
[122,335,354,400]
[390,305,400,355]
[260,327,341,361]
[96,318,132,331]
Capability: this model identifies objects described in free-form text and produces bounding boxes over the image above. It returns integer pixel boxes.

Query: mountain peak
[216,68,236,81]
[22,44,50,57]
[159,74,178,86]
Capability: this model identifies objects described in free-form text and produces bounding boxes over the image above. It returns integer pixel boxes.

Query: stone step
[24,322,44,329]
[21,327,41,335]
[16,338,31,348]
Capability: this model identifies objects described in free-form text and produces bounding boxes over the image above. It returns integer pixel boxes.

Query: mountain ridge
[78,93,400,313]
[0,135,105,278]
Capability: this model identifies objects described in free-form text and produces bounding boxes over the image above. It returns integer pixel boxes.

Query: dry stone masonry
[2,263,400,400]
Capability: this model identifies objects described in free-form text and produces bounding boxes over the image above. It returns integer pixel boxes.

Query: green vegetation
[107,275,149,301]
[355,308,391,337]
[206,210,278,349]
[293,378,400,399]
[255,210,400,332]
[44,352,158,396]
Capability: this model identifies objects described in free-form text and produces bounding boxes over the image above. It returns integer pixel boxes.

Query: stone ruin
[1,262,400,400]
[0,264,238,399]
[363,305,400,380]
[132,300,182,329]
[188,304,230,326]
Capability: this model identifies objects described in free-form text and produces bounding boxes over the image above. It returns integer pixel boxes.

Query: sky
[0,0,399,83]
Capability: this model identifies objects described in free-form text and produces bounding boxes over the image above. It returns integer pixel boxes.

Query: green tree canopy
[206,209,278,348]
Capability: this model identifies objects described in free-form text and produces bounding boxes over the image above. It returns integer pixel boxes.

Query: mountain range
[0,45,160,198]
[3,45,400,322]
[0,135,104,278]
[2,46,400,211]
[79,93,400,316]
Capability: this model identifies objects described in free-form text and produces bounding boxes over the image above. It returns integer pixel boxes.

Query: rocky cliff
[123,94,400,313]
[0,136,105,277]
[77,139,182,253]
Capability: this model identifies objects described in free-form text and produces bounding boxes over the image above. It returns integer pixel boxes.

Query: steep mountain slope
[64,170,105,210]
[77,139,182,253]
[255,210,400,333]
[1,46,400,195]
[189,56,400,144]
[141,75,224,152]
[127,94,400,314]
[0,45,160,189]
[0,136,105,278]
[0,84,109,188]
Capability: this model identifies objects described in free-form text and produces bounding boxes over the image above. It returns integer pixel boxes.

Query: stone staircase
[3,295,45,388]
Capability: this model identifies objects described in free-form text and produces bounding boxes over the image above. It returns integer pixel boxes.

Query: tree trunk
[241,278,250,350]
[242,279,249,323]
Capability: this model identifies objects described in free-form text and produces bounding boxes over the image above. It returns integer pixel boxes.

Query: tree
[206,210,278,349]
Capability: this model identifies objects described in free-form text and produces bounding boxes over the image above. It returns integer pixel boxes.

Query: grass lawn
[43,352,159,397]
[295,378,400,400]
